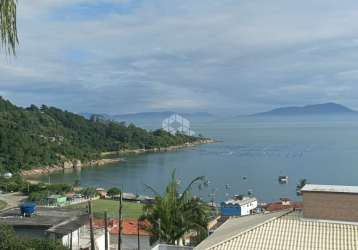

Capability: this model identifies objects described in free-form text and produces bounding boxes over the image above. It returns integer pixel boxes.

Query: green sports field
[68,199,144,219]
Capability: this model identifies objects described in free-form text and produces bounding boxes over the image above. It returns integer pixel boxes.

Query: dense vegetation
[0,175,73,202]
[0,224,68,250]
[0,97,200,173]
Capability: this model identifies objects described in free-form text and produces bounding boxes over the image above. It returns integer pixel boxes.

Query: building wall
[303,191,358,222]
[220,200,257,216]
[240,200,257,216]
[14,228,48,240]
[62,228,80,250]
[220,204,241,216]
[110,234,151,250]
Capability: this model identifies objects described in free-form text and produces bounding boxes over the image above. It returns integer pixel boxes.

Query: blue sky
[1,0,358,115]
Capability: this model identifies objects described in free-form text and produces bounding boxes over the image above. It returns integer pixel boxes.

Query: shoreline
[20,158,122,177]
[20,139,215,177]
[101,138,215,156]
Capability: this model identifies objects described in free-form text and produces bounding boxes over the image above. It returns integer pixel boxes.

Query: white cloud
[2,0,358,114]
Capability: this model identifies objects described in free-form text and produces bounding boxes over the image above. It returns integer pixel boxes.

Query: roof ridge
[206,209,293,250]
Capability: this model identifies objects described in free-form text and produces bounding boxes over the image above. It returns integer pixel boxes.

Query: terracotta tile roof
[265,201,303,212]
[110,219,151,236]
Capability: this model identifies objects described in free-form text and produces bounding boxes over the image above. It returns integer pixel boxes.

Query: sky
[1,0,358,115]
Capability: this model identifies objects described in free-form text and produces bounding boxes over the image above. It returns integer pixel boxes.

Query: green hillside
[0,97,199,173]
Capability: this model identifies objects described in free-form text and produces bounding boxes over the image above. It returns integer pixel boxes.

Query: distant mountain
[82,111,212,120]
[252,103,356,116]
[81,111,214,130]
[115,111,212,119]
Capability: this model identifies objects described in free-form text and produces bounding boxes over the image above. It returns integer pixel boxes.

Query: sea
[32,115,358,204]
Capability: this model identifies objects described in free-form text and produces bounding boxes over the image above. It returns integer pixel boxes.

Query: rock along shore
[101,138,215,156]
[19,158,121,177]
[20,139,215,177]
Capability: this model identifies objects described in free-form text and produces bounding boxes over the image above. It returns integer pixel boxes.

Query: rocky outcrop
[63,161,74,169]
[20,158,122,177]
[102,138,215,156]
[73,160,82,169]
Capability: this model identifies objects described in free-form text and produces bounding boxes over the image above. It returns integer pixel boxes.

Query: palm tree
[142,170,210,246]
[296,178,308,196]
[0,0,18,55]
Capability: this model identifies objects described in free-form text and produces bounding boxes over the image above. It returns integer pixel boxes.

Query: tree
[80,187,97,198]
[0,223,21,250]
[142,170,210,246]
[107,187,121,197]
[0,0,18,55]
[0,98,200,173]
[23,239,69,250]
[0,224,68,250]
[296,178,308,196]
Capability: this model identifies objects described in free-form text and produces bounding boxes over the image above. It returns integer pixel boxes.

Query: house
[264,198,303,212]
[195,209,358,250]
[0,206,106,250]
[111,192,139,202]
[301,184,358,222]
[137,195,155,205]
[151,244,194,250]
[110,219,151,250]
[46,194,67,207]
[220,196,257,216]
[196,184,358,250]
[96,188,107,198]
[122,192,138,201]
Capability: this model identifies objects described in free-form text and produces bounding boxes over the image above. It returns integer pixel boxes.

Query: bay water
[33,115,358,203]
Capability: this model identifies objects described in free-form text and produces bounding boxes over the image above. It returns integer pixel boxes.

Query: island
[252,103,356,116]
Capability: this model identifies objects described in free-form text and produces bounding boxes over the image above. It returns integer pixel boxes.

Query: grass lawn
[0,200,7,210]
[68,199,144,219]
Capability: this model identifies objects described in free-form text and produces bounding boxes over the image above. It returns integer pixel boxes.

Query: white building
[220,196,257,216]
[0,207,107,250]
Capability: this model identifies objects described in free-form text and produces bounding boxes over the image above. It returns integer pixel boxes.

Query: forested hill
[0,97,200,173]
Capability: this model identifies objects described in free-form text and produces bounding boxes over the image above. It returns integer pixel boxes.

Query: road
[0,192,28,211]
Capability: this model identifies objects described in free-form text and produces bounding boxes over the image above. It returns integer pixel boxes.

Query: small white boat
[278,176,288,184]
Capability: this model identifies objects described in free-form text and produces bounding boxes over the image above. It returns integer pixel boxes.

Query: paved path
[0,192,27,211]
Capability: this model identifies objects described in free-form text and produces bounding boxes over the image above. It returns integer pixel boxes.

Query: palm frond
[180,176,205,201]
[0,0,18,55]
[144,184,160,196]
[143,170,210,246]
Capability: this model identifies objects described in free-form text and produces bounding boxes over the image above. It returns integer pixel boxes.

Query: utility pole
[88,201,95,250]
[70,231,73,250]
[104,211,108,250]
[118,191,123,250]
[158,218,161,243]
[137,219,140,250]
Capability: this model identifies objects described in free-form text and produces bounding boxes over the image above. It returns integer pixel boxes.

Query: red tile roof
[110,219,151,236]
[93,219,105,229]
[265,201,303,212]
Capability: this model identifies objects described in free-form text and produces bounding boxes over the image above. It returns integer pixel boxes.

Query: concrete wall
[62,228,80,250]
[110,234,151,250]
[303,191,358,222]
[14,228,48,240]
[240,200,257,216]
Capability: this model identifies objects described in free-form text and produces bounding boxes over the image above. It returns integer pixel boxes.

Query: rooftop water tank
[20,203,36,217]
